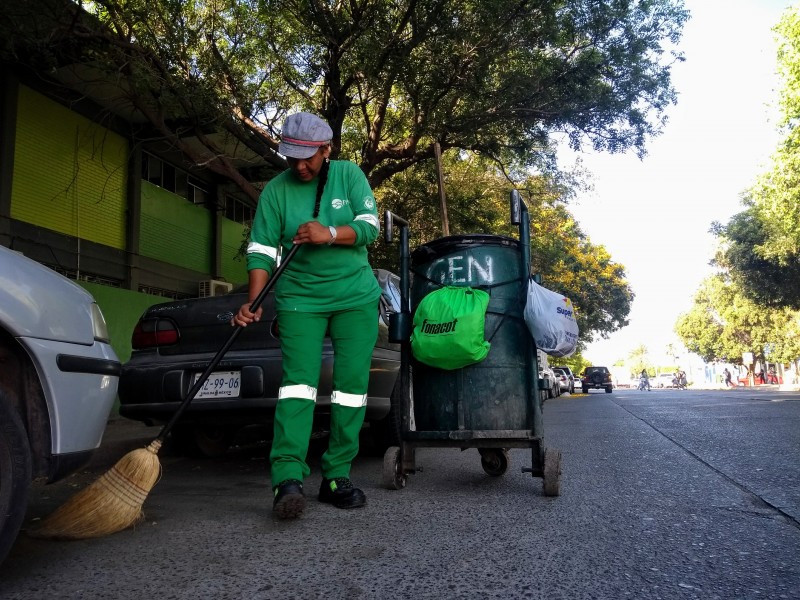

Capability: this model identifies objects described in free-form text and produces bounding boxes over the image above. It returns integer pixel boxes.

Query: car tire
[0,393,32,564]
[605,386,613,394]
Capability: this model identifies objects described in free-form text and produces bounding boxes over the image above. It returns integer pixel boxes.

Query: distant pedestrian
[723,368,734,388]
[767,366,779,385]
[678,370,687,389]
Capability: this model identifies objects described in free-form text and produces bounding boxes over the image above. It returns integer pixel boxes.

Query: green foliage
[675,275,800,364]
[374,152,634,345]
[714,5,800,308]
[627,344,654,377]
[0,0,689,195]
[552,353,592,376]
[2,0,665,344]
[713,208,800,309]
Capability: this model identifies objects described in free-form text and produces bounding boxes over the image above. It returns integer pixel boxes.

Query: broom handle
[155,244,301,443]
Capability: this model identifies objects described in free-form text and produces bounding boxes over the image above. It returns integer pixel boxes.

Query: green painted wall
[77,281,168,365]
[11,86,128,249]
[140,181,212,273]
[220,217,248,284]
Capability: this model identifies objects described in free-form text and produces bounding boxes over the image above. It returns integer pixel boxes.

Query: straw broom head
[28,440,163,540]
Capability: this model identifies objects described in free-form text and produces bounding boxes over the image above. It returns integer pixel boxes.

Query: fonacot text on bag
[420,319,458,334]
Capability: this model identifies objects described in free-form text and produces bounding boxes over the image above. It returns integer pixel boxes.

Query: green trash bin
[410,234,539,433]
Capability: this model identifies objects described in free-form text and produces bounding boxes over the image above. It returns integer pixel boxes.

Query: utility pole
[434,142,450,236]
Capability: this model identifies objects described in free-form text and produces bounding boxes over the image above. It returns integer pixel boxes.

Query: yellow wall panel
[11,86,128,250]
[140,182,213,273]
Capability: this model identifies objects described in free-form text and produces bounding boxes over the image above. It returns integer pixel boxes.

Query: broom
[30,244,301,540]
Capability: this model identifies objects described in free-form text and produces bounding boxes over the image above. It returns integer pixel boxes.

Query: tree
[375,152,634,344]
[3,0,647,344]
[712,208,800,309]
[714,6,800,307]
[627,344,652,377]
[675,274,800,365]
[1,0,689,200]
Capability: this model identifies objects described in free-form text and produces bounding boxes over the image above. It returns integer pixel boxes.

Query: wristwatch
[327,225,337,245]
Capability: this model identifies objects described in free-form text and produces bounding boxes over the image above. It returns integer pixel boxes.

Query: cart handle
[384,210,409,244]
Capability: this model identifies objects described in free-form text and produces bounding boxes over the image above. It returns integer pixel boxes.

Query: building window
[142,153,163,186]
[142,152,206,205]
[187,177,209,206]
[224,194,255,224]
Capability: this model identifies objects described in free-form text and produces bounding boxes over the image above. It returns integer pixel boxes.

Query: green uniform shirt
[246,160,381,312]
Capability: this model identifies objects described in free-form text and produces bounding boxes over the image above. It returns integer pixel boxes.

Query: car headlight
[91,302,111,343]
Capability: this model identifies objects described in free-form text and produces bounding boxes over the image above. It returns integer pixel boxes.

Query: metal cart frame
[382,191,562,495]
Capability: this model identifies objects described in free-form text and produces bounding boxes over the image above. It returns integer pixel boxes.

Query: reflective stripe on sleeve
[246,242,279,260]
[279,384,317,402]
[354,214,380,231]
[331,391,367,407]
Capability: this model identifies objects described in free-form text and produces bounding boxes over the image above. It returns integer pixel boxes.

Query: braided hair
[312,158,331,218]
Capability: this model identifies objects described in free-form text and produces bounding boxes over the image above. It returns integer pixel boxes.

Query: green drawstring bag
[410,286,491,370]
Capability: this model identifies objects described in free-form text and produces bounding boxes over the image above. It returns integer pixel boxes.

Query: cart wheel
[479,448,510,477]
[542,448,562,497]
[382,446,406,490]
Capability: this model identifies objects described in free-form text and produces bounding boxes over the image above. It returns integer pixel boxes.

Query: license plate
[192,371,241,399]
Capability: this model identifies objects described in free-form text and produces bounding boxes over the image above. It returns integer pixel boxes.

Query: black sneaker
[273,479,306,519]
[318,477,366,509]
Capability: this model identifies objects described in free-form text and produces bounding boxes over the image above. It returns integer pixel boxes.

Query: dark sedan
[119,269,402,457]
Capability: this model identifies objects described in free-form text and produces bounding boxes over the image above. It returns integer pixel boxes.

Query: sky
[559,0,794,366]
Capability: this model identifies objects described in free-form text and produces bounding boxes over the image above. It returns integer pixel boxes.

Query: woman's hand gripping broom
[29,245,300,539]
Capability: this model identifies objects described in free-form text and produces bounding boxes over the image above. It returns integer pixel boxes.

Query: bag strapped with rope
[409,285,492,370]
[411,269,524,369]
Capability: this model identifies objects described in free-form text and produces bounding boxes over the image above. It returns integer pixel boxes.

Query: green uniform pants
[270,300,378,486]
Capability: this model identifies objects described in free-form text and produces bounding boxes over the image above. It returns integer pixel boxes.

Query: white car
[552,365,577,393]
[655,373,675,388]
[552,367,572,393]
[0,246,120,564]
[539,367,559,398]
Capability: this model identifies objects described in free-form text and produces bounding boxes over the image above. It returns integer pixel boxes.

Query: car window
[585,367,608,375]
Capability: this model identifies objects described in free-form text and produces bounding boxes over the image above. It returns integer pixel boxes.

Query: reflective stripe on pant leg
[269,310,328,486]
[321,299,379,479]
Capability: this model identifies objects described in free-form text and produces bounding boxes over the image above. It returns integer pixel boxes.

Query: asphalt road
[1,388,799,599]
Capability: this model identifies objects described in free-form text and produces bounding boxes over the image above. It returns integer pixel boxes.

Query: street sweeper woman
[232,112,382,520]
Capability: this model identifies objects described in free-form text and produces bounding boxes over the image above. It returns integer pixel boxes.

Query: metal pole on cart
[510,190,542,439]
[511,190,560,492]
[383,211,413,488]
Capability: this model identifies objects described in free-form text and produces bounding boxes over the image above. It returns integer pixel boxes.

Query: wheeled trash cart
[382,191,562,495]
